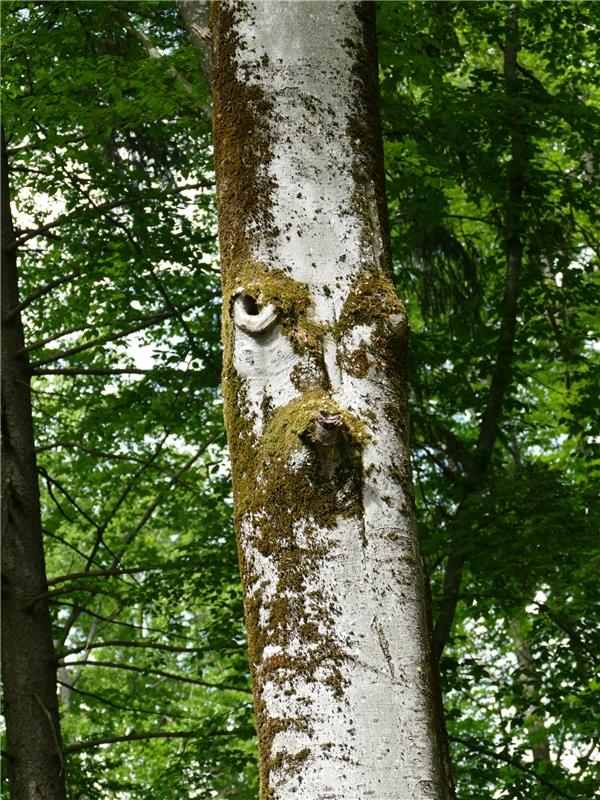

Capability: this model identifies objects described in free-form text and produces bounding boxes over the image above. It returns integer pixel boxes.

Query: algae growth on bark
[210,2,453,798]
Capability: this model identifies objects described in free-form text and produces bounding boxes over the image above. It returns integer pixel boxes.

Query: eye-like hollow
[233,288,278,334]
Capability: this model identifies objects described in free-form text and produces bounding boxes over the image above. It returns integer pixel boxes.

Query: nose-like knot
[314,410,344,447]
[317,411,343,430]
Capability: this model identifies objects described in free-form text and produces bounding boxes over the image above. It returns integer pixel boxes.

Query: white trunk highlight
[212,2,452,799]
[234,3,373,324]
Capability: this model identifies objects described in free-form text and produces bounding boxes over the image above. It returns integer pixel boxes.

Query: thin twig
[58,660,250,694]
[62,728,238,755]
[450,734,577,799]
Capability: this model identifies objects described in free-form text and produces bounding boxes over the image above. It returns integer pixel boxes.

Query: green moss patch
[224,261,325,355]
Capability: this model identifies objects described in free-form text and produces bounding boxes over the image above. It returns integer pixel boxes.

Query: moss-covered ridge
[231,389,366,793]
[224,261,325,355]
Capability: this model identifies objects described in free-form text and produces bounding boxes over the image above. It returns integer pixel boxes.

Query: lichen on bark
[232,388,367,794]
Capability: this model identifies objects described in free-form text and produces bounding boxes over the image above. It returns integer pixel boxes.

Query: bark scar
[372,617,395,679]
[34,692,64,774]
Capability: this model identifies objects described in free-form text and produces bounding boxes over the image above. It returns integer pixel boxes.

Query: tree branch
[109,440,214,568]
[62,639,203,657]
[9,196,140,250]
[112,5,194,95]
[53,601,207,643]
[55,431,169,646]
[433,5,527,661]
[29,303,198,368]
[29,583,125,609]
[48,565,168,587]
[4,270,83,320]
[38,466,102,532]
[43,527,97,565]
[99,208,219,374]
[31,367,194,376]
[23,303,195,356]
[58,660,250,694]
[62,727,237,755]
[433,553,465,662]
[56,680,207,723]
[450,735,577,799]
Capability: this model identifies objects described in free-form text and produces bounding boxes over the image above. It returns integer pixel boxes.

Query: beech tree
[209,3,452,798]
[1,2,597,798]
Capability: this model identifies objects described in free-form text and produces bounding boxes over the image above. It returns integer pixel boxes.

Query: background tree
[2,3,256,797]
[379,2,599,797]
[1,1,598,799]
[2,119,67,800]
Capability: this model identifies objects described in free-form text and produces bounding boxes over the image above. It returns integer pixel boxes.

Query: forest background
[1,1,598,798]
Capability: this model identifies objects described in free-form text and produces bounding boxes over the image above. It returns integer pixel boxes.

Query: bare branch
[29,583,124,609]
[48,565,167,586]
[54,601,208,643]
[29,303,198,368]
[38,466,102,531]
[109,440,215,567]
[33,367,159,376]
[62,727,238,755]
[9,197,139,250]
[58,660,250,694]
[57,680,207,723]
[62,640,203,657]
[43,527,97,565]
[5,270,83,320]
[55,431,170,647]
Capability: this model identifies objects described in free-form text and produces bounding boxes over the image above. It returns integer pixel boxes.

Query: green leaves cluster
[379,2,599,798]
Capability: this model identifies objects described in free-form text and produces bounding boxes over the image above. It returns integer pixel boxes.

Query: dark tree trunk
[432,4,526,661]
[1,128,67,800]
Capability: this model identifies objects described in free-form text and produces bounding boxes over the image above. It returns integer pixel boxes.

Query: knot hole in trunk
[233,288,278,335]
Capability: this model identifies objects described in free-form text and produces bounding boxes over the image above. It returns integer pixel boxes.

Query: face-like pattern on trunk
[212,3,451,799]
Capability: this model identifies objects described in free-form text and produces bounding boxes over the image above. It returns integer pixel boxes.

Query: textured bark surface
[1,131,67,799]
[211,3,452,798]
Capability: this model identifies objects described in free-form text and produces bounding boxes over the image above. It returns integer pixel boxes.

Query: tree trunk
[432,3,526,662]
[210,3,452,798]
[1,129,67,799]
[511,620,554,799]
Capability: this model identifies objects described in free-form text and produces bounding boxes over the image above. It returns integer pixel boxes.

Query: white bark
[211,2,452,798]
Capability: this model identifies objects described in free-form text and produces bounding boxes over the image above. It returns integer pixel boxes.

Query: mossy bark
[210,3,453,798]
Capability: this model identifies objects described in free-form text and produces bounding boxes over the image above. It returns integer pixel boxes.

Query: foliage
[379,2,599,797]
[1,1,598,799]
[2,2,256,797]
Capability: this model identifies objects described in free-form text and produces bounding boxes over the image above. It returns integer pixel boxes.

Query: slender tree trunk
[210,3,452,798]
[1,128,67,799]
[432,3,526,661]
[511,621,554,800]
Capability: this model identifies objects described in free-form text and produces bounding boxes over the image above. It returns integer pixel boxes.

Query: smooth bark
[1,130,67,799]
[210,3,453,798]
